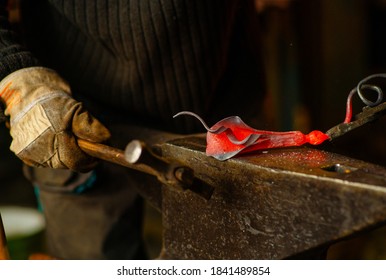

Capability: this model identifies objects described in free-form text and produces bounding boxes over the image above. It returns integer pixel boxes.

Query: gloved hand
[0,67,111,172]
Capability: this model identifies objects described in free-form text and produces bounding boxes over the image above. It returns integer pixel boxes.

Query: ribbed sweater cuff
[0,52,40,81]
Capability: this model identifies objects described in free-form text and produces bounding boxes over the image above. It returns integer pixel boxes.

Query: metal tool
[326,101,386,140]
[326,73,386,140]
[77,138,214,200]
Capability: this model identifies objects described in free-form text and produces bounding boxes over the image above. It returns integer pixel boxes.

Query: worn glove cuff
[0,67,110,171]
[0,67,71,117]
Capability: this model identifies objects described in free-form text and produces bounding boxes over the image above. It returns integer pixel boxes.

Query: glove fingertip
[72,111,111,143]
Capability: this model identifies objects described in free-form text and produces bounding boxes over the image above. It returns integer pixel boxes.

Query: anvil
[79,127,386,259]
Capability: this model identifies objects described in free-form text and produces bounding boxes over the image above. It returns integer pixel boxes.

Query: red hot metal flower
[174,111,330,160]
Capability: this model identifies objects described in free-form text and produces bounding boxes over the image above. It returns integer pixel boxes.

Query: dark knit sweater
[0,0,264,131]
[0,0,40,77]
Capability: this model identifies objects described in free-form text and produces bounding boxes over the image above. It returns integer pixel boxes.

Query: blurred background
[2,0,386,259]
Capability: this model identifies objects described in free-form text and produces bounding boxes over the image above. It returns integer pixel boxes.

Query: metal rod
[78,139,214,200]
[77,139,161,178]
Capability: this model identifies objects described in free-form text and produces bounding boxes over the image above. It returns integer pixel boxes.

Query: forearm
[0,0,39,80]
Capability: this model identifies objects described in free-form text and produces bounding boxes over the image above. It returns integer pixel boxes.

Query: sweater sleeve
[0,0,40,80]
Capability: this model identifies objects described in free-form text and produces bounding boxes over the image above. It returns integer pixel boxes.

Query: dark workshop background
[2,0,386,259]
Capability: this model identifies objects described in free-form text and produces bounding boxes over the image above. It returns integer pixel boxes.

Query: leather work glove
[0,67,111,172]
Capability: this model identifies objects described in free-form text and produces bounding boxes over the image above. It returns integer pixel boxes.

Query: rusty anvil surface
[143,134,386,260]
